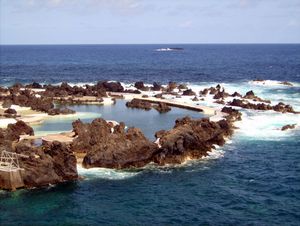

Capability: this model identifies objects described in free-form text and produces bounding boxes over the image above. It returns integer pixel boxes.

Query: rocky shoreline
[0,80,298,190]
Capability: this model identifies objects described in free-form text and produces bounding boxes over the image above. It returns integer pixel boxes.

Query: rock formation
[71,118,158,169]
[126,98,152,110]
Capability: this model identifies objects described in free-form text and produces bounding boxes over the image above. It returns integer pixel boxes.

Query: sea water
[0,44,299,225]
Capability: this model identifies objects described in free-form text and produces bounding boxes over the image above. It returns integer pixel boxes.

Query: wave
[77,165,140,180]
[155,48,184,52]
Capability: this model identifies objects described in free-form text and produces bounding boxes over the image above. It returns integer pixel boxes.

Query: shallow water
[33,100,204,140]
[0,44,300,225]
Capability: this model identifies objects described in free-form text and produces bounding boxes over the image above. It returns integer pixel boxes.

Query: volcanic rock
[182,89,196,96]
[71,118,158,169]
[154,103,171,113]
[126,98,152,111]
[281,124,296,131]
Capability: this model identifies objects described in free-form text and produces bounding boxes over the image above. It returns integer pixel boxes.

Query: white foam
[77,165,140,180]
[0,118,17,128]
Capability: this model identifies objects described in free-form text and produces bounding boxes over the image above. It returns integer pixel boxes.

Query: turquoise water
[32,100,204,140]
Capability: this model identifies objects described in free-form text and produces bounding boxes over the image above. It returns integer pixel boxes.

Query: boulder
[152,82,162,91]
[281,124,296,131]
[4,108,17,115]
[126,99,152,110]
[134,81,145,90]
[182,89,196,96]
[154,103,171,113]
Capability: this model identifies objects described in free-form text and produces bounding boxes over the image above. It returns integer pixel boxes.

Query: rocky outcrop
[281,124,296,131]
[0,121,34,151]
[152,82,162,91]
[0,121,78,189]
[154,103,171,113]
[243,90,271,103]
[182,89,196,96]
[71,118,158,169]
[221,107,242,121]
[280,81,293,86]
[48,107,76,116]
[4,108,17,115]
[213,90,230,99]
[126,99,152,110]
[15,141,78,188]
[152,117,235,165]
[228,99,298,114]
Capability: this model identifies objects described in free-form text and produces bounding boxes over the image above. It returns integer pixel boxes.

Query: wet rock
[182,89,196,96]
[97,81,124,92]
[231,92,242,98]
[48,108,76,116]
[243,90,271,103]
[221,107,242,121]
[280,81,293,86]
[178,84,188,90]
[213,91,230,99]
[192,96,199,101]
[152,82,162,91]
[153,117,235,165]
[281,124,296,131]
[154,93,163,99]
[25,82,43,89]
[154,103,171,113]
[199,89,208,96]
[134,81,145,90]
[167,82,177,91]
[214,100,225,105]
[228,99,297,113]
[126,98,152,110]
[4,108,17,115]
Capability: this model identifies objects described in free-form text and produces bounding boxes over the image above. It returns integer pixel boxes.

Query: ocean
[0,44,300,225]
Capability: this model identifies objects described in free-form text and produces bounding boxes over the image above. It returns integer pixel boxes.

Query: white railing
[0,150,28,172]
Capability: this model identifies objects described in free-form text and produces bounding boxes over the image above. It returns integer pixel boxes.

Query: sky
[0,0,300,44]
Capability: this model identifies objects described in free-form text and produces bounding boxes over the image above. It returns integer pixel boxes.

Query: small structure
[0,150,28,191]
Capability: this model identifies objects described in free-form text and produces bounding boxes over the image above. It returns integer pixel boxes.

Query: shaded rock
[221,107,242,121]
[4,108,17,115]
[167,82,177,91]
[178,84,188,90]
[199,89,208,96]
[126,99,152,110]
[281,124,296,131]
[71,118,158,169]
[231,91,242,98]
[134,81,145,90]
[213,91,230,99]
[154,93,163,99]
[155,130,166,139]
[154,103,171,113]
[152,82,162,91]
[153,117,235,165]
[280,81,293,86]
[48,108,76,116]
[192,96,199,101]
[182,89,196,96]
[15,141,78,188]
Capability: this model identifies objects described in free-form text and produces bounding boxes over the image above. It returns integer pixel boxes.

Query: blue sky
[0,0,299,44]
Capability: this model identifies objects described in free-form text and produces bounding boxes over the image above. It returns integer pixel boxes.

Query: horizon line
[1,42,300,46]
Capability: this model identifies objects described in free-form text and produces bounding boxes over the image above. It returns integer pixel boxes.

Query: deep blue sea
[0,44,300,225]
